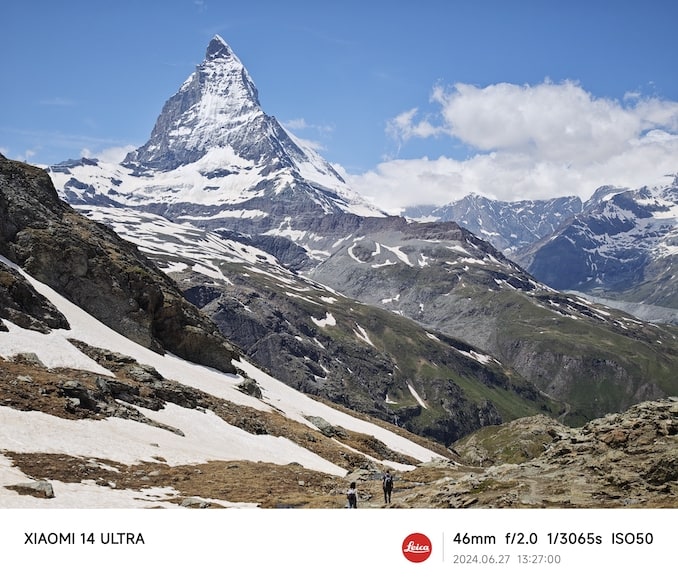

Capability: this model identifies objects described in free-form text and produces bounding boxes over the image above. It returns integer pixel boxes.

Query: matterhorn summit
[124,35,267,171]
[124,35,314,177]
[51,35,384,252]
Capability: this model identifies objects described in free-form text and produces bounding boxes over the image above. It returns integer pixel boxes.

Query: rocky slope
[0,225,451,508]
[80,204,555,445]
[3,153,559,449]
[396,397,678,508]
[308,217,678,425]
[4,332,674,508]
[0,155,238,373]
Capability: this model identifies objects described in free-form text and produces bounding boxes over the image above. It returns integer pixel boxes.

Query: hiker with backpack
[347,481,358,508]
[382,471,394,504]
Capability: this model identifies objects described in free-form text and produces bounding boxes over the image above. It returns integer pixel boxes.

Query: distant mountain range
[518,180,678,312]
[406,179,678,323]
[44,35,678,441]
[405,194,584,255]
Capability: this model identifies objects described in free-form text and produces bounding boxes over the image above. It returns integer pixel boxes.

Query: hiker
[347,481,358,508]
[382,471,394,504]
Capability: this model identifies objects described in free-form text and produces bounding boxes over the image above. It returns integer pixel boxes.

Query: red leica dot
[402,532,432,563]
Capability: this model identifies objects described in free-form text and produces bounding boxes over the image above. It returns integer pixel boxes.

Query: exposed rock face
[179,268,537,446]
[307,218,678,425]
[7,481,55,499]
[399,398,678,508]
[124,36,309,175]
[0,155,238,373]
[517,179,678,309]
[0,264,69,333]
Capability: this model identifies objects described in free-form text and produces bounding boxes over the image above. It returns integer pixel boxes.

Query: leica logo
[403,541,430,552]
[402,533,432,562]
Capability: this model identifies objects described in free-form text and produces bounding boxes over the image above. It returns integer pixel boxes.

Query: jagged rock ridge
[53,35,384,255]
[125,36,312,175]
[517,178,678,310]
[405,193,583,255]
[405,397,678,508]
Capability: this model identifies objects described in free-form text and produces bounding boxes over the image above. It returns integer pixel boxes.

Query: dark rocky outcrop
[0,155,238,373]
[0,263,69,333]
[7,481,55,499]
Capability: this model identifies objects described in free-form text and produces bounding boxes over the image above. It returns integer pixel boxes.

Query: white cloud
[386,108,441,142]
[81,144,137,164]
[296,137,327,152]
[283,119,335,154]
[283,118,334,134]
[0,147,37,163]
[350,80,678,210]
[284,118,310,130]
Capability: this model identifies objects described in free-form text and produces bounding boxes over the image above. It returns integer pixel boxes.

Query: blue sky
[2,0,678,208]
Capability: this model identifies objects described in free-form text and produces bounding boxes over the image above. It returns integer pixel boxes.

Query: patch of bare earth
[2,451,349,508]
[0,347,449,508]
[0,356,105,419]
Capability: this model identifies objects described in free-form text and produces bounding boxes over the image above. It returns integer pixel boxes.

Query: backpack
[383,474,393,490]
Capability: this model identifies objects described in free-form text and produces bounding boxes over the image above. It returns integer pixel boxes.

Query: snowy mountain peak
[201,34,259,105]
[206,34,234,60]
[54,36,385,225]
[123,36,263,172]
